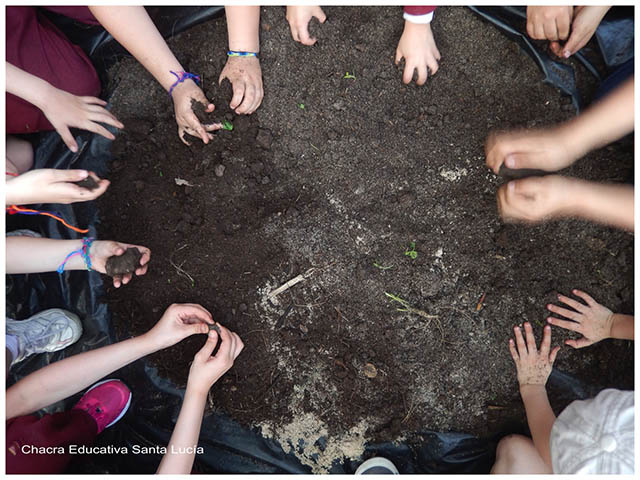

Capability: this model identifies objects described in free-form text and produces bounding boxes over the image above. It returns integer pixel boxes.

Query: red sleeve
[403,6,437,16]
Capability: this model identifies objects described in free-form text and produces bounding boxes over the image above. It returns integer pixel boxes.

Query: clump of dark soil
[100,6,633,471]
[105,247,143,277]
[74,176,99,190]
[190,97,212,125]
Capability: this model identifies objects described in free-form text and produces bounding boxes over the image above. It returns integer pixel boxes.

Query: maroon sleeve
[403,6,437,16]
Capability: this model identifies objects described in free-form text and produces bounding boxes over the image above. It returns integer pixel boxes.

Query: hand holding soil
[485,128,579,175]
[146,303,214,351]
[548,6,610,58]
[40,84,124,152]
[395,21,441,85]
[286,5,327,46]
[219,55,264,115]
[188,323,244,395]
[526,6,573,42]
[171,79,218,145]
[91,241,150,288]
[547,290,615,348]
[509,322,560,387]
[496,175,576,224]
[5,168,109,205]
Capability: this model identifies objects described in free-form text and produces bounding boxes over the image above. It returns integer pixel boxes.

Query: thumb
[565,337,590,349]
[504,152,537,170]
[549,345,561,364]
[549,40,563,57]
[395,48,403,65]
[316,9,327,23]
[562,29,584,58]
[195,331,219,361]
[189,321,209,337]
[57,169,89,182]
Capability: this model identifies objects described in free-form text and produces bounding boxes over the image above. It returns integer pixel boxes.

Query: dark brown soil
[99,6,633,468]
[105,247,143,277]
[74,176,99,191]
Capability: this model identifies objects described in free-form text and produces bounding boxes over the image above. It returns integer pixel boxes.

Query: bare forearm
[157,386,206,474]
[520,385,555,467]
[563,78,634,157]
[88,6,183,91]
[6,237,88,274]
[567,181,634,231]
[7,334,156,419]
[6,62,51,109]
[610,314,634,341]
[225,6,260,51]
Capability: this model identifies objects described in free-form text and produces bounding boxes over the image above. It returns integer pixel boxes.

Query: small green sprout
[343,72,356,79]
[298,103,305,109]
[373,262,393,270]
[405,241,418,259]
[221,120,234,131]
[159,170,163,177]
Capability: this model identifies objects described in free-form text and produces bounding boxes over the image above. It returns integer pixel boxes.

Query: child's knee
[496,434,531,459]
[6,137,34,173]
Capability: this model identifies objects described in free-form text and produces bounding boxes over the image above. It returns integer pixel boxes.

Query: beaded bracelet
[227,50,259,58]
[57,237,94,273]
[168,71,201,97]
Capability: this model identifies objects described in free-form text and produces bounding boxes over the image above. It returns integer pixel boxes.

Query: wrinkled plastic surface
[5,6,633,474]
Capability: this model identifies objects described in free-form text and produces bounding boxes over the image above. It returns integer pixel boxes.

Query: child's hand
[40,85,124,153]
[5,169,109,205]
[146,303,214,351]
[496,175,576,224]
[286,5,326,46]
[549,6,611,59]
[526,6,573,42]
[171,79,221,145]
[219,56,264,115]
[90,241,151,288]
[187,324,244,395]
[485,128,579,175]
[547,290,614,348]
[395,21,441,86]
[509,322,560,388]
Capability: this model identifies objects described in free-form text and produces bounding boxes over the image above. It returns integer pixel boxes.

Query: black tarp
[5,6,633,474]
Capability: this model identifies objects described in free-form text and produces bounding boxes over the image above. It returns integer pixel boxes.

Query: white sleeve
[403,11,434,24]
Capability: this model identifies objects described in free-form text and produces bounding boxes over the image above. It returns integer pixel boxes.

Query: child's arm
[219,6,263,115]
[547,290,634,348]
[6,62,123,152]
[509,322,560,468]
[395,7,440,86]
[157,325,244,474]
[7,304,214,419]
[6,169,109,205]
[6,237,151,288]
[497,175,634,232]
[286,5,326,46]
[88,6,217,145]
[486,78,633,174]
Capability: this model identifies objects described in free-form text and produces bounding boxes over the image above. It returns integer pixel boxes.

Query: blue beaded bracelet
[227,50,259,58]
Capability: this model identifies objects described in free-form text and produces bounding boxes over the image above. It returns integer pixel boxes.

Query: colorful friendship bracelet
[227,50,259,58]
[6,205,89,234]
[168,70,201,97]
[5,172,18,177]
[57,237,94,274]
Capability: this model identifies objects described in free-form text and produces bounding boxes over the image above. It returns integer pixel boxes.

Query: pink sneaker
[72,379,132,434]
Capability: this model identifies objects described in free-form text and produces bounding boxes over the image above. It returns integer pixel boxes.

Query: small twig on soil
[169,244,196,285]
[402,399,417,424]
[476,292,486,312]
[488,405,506,411]
[268,268,316,299]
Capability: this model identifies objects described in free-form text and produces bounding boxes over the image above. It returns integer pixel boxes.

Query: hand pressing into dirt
[286,5,327,46]
[40,85,124,153]
[526,6,573,42]
[547,290,627,348]
[187,323,244,395]
[145,303,215,351]
[90,241,150,288]
[171,79,220,145]
[497,175,576,224]
[485,128,580,175]
[509,322,560,388]
[219,56,264,115]
[5,169,109,205]
[549,6,611,59]
[395,21,441,85]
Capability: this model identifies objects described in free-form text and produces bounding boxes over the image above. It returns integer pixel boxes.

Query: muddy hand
[509,322,560,387]
[171,79,220,145]
[219,55,263,115]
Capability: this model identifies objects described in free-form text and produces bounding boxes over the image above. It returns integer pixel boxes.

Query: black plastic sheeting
[5,6,633,474]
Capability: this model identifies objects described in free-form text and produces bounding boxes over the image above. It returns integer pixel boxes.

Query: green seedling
[373,262,393,270]
[221,120,234,131]
[159,170,164,177]
[298,103,305,109]
[405,241,418,259]
[343,72,356,79]
[384,292,438,319]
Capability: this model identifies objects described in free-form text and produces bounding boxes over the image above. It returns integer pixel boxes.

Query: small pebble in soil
[261,176,270,185]
[256,129,273,150]
[363,363,378,379]
[299,324,309,334]
[134,180,144,193]
[175,220,188,234]
[239,303,248,312]
[214,164,226,177]
[74,176,100,191]
[105,248,143,277]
